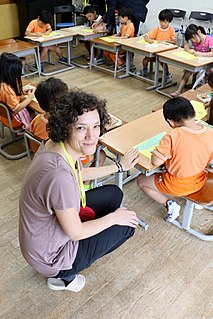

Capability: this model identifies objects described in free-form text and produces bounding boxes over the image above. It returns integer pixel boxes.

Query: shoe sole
[47,275,85,292]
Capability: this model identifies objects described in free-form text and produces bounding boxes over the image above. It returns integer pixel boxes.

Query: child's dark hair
[119,7,132,19]
[83,5,96,15]
[158,9,173,22]
[163,97,195,123]
[38,10,51,24]
[185,24,206,42]
[208,72,213,88]
[0,52,22,96]
[35,78,68,112]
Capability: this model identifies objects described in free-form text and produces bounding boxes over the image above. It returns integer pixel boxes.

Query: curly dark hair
[48,89,111,142]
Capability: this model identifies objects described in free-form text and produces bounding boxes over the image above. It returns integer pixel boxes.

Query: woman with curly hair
[19,89,139,292]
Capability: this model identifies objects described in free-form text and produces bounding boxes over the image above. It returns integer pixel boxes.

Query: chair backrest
[0,38,16,46]
[169,9,186,32]
[53,5,76,29]
[186,172,213,204]
[0,102,23,131]
[188,11,213,34]
[24,131,42,158]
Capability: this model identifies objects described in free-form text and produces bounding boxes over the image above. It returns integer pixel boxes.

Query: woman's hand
[120,148,139,171]
[113,207,139,228]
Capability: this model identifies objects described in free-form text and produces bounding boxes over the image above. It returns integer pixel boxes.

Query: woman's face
[68,109,101,157]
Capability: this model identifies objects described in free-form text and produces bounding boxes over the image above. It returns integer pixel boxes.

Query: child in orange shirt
[138,9,176,80]
[207,72,213,126]
[137,97,213,222]
[25,10,68,71]
[0,52,35,130]
[104,7,135,68]
[30,78,68,140]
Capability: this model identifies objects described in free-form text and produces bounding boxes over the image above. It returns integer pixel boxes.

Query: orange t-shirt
[147,26,176,42]
[26,19,51,34]
[30,114,48,140]
[120,22,135,38]
[154,126,213,178]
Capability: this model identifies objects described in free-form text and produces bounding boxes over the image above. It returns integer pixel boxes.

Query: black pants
[56,185,135,282]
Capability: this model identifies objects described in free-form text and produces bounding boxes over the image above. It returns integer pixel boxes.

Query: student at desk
[137,9,176,80]
[171,24,213,97]
[0,53,35,130]
[104,7,135,68]
[137,97,213,222]
[25,10,68,71]
[83,5,106,61]
[206,72,213,126]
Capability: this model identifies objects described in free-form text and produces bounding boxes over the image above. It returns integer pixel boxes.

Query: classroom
[0,0,213,318]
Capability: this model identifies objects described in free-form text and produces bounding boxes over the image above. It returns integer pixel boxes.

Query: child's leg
[142,57,151,70]
[47,45,62,58]
[104,50,113,62]
[137,173,168,205]
[171,70,192,96]
[40,47,49,61]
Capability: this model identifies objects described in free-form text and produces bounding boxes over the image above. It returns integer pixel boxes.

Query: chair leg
[182,199,194,230]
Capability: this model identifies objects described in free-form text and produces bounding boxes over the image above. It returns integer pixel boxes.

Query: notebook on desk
[105,113,122,131]
[134,131,167,159]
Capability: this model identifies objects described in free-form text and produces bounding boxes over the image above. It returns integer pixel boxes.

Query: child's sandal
[170,91,181,98]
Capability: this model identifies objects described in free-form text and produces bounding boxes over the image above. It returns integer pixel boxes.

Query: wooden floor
[0,47,213,319]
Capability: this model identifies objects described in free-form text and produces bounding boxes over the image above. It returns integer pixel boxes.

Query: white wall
[144,0,213,33]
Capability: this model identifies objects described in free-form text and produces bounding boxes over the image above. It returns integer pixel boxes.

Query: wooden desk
[99,110,171,188]
[25,30,75,76]
[0,40,39,77]
[156,48,213,97]
[90,37,125,78]
[114,37,178,89]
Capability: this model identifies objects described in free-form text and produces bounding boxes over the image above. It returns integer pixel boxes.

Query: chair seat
[56,22,75,28]
[185,172,213,204]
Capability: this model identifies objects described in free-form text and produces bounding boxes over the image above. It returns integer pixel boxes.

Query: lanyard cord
[60,141,86,208]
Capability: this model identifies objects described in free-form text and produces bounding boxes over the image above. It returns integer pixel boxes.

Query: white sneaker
[47,274,85,292]
[166,200,181,222]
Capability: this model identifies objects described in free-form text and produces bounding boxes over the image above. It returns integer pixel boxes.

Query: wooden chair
[0,102,27,159]
[24,131,42,159]
[171,172,213,241]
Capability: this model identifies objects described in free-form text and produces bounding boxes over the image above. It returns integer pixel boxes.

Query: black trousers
[56,185,135,282]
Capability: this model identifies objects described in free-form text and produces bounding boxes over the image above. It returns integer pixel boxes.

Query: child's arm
[193,49,213,57]
[25,29,42,37]
[42,27,52,36]
[14,89,35,114]
[151,152,165,166]
[184,42,196,54]
[144,34,154,44]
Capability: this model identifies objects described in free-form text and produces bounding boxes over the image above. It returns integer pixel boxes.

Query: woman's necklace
[60,141,86,208]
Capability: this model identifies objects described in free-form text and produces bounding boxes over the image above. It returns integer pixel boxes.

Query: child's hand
[27,88,35,100]
[35,32,42,37]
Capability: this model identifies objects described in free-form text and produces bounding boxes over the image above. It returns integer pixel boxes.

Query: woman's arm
[82,148,139,181]
[55,206,138,241]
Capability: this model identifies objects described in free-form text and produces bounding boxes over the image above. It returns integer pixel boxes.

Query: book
[134,131,167,159]
[105,113,122,131]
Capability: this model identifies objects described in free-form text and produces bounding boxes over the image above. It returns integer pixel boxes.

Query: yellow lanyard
[60,141,86,208]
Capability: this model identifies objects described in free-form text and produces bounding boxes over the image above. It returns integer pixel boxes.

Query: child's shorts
[154,171,208,196]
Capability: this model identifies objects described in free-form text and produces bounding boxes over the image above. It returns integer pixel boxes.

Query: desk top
[25,30,73,43]
[90,36,121,48]
[0,40,37,54]
[157,47,213,67]
[62,25,107,37]
[99,110,171,171]
[114,37,178,53]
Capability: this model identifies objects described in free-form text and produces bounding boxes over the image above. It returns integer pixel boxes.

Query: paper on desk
[99,36,116,42]
[171,51,197,60]
[43,31,62,37]
[137,39,146,44]
[82,28,93,33]
[134,131,167,159]
[190,100,207,120]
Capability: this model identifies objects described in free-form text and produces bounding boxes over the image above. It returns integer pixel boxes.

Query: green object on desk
[134,131,167,158]
[190,100,207,120]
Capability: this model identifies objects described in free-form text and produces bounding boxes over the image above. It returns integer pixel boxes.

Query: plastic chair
[169,9,186,46]
[53,5,76,29]
[188,11,213,34]
[0,102,27,160]
[24,131,42,159]
[171,172,213,241]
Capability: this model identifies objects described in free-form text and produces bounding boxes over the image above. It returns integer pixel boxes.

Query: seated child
[30,78,106,188]
[206,72,213,126]
[171,24,213,97]
[83,5,106,61]
[138,9,176,80]
[0,52,35,130]
[30,78,68,140]
[104,7,135,68]
[25,10,68,71]
[137,97,213,222]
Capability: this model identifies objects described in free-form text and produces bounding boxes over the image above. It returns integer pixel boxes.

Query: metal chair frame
[24,131,42,159]
[53,5,76,30]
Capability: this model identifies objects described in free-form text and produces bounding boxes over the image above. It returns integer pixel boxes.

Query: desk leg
[114,48,118,79]
[36,47,41,77]
[90,43,94,69]
[118,50,130,79]
[155,62,177,97]
[146,55,160,91]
